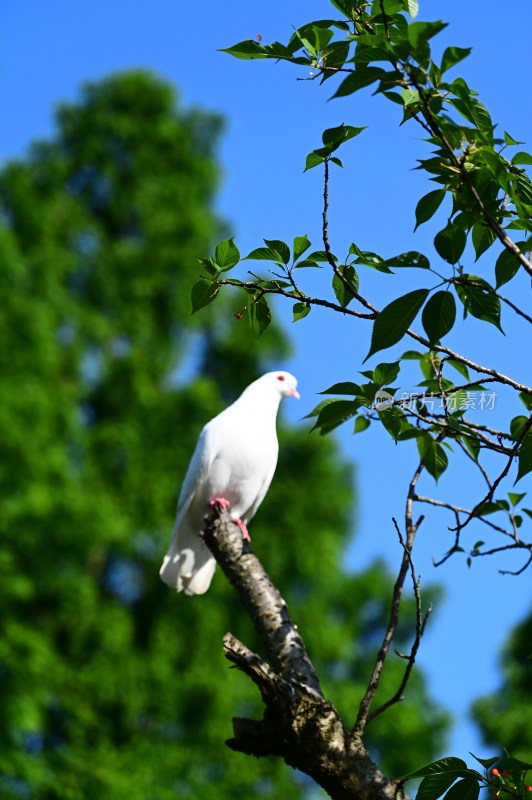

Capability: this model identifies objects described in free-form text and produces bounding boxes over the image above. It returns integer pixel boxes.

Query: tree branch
[202,503,409,800]
[352,460,425,737]
[202,502,322,693]
[365,520,432,724]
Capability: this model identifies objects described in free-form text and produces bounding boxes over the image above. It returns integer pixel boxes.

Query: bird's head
[265,371,300,400]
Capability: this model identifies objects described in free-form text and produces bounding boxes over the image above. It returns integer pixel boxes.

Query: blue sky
[2,0,531,769]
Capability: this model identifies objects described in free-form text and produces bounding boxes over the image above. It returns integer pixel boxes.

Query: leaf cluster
[202,0,532,575]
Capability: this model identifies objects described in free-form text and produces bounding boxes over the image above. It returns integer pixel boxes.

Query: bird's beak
[290,387,300,399]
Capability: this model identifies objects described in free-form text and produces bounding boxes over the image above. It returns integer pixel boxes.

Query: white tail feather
[159,524,216,595]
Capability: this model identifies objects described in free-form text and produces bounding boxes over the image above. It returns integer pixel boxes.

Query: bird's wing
[174,421,218,526]
[243,445,279,523]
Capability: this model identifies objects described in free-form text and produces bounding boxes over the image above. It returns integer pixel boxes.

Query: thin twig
[414,494,514,538]
[217,277,375,319]
[449,413,532,533]
[433,512,462,567]
[322,158,378,315]
[352,460,425,738]
[365,520,432,724]
[455,438,493,488]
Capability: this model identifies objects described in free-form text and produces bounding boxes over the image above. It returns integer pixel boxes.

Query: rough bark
[202,504,409,800]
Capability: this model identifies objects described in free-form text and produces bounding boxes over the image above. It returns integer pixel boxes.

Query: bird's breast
[205,423,278,518]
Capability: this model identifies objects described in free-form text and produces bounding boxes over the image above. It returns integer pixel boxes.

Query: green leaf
[293,235,312,262]
[292,302,311,322]
[519,392,532,411]
[422,291,456,345]
[264,239,290,265]
[495,248,521,288]
[304,397,339,419]
[385,251,430,269]
[215,237,240,271]
[294,259,323,269]
[512,173,532,207]
[331,67,386,98]
[416,774,460,800]
[349,243,392,272]
[441,46,472,73]
[197,255,219,276]
[220,40,268,60]
[449,97,493,139]
[245,246,279,262]
[378,407,403,440]
[462,434,480,461]
[320,382,361,395]
[504,131,525,146]
[312,399,359,434]
[434,223,466,264]
[408,21,448,50]
[497,756,532,772]
[447,359,470,380]
[516,430,532,483]
[453,275,503,332]
[332,265,360,307]
[374,361,400,386]
[404,0,419,19]
[191,279,219,313]
[471,223,497,260]
[477,500,509,516]
[415,189,446,230]
[330,156,343,168]
[322,124,366,152]
[508,492,526,507]
[366,289,429,360]
[304,151,325,172]
[417,435,449,481]
[469,754,499,770]
[443,779,480,800]
[354,415,371,434]
[248,296,272,337]
[510,415,528,441]
[403,757,468,781]
[511,150,532,166]
[307,249,333,262]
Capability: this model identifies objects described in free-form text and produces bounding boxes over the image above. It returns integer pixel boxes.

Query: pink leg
[233,518,250,542]
[209,498,250,541]
[210,497,231,511]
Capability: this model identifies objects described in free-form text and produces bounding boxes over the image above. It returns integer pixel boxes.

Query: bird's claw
[209,498,250,541]
[210,497,231,511]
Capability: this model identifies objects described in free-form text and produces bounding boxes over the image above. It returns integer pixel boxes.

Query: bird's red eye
[277,375,285,381]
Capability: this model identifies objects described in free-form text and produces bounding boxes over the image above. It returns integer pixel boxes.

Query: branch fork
[202,504,412,800]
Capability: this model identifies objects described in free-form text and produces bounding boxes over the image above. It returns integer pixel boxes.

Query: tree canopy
[0,70,448,799]
[472,607,532,761]
[186,0,532,797]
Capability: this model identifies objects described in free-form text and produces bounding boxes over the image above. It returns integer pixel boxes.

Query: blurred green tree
[0,71,448,799]
[472,609,532,759]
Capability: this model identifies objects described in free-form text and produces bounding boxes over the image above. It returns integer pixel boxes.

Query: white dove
[159,371,299,595]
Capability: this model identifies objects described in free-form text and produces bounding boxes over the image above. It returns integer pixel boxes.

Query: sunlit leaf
[331,67,386,98]
[292,302,311,322]
[441,46,471,73]
[332,265,360,307]
[215,237,240,271]
[293,234,312,262]
[191,279,219,313]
